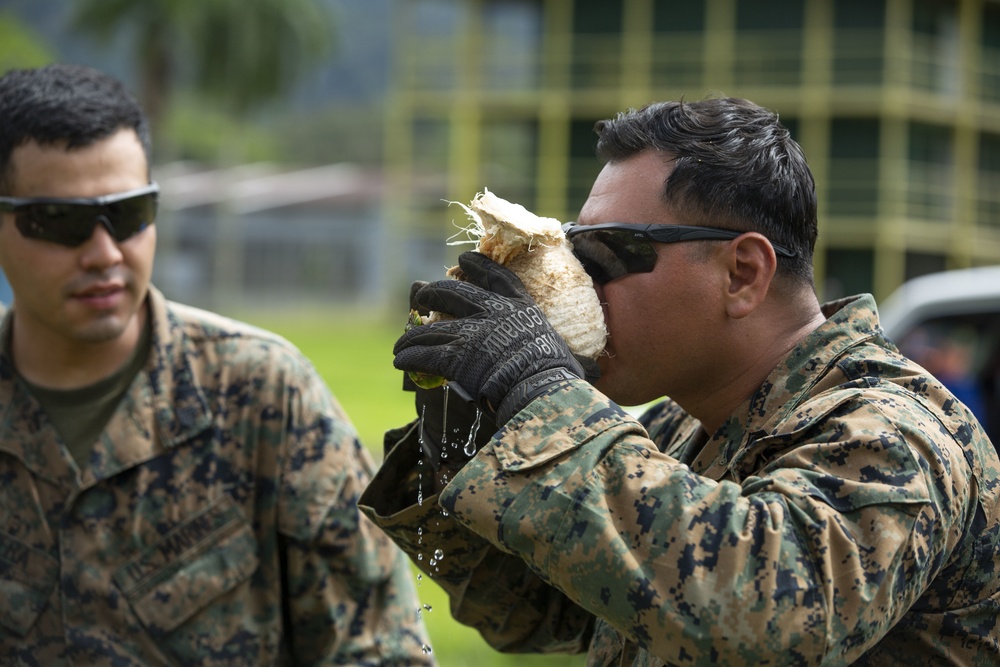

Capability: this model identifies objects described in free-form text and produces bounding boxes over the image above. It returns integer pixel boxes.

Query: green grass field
[240,309,586,667]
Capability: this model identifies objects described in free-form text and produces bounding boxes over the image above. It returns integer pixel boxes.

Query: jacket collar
[0,286,212,491]
[143,285,213,449]
[691,294,884,477]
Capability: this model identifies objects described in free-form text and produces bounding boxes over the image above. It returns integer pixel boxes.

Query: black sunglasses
[0,183,159,247]
[563,222,797,286]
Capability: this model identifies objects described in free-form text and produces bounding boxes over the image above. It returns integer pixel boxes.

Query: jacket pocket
[0,533,58,636]
[113,494,259,635]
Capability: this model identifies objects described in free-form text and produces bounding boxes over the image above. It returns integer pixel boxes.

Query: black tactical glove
[403,280,496,471]
[394,252,584,426]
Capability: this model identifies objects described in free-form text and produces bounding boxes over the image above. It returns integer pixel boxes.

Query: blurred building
[384,0,1000,301]
[152,162,388,311]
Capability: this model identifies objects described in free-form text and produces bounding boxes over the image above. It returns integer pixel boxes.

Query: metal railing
[396,27,1000,104]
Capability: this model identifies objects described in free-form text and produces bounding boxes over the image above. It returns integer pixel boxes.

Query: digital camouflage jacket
[0,287,434,666]
[361,294,1000,666]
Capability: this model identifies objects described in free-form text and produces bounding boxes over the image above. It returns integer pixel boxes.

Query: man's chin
[73,315,133,344]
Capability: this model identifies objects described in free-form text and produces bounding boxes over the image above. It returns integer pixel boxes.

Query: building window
[781,116,800,144]
[979,133,1000,229]
[910,0,960,94]
[405,0,462,90]
[983,1,1000,103]
[481,118,539,208]
[651,0,705,92]
[572,0,624,89]
[905,250,947,281]
[734,0,804,86]
[409,116,451,226]
[833,0,885,86]
[653,2,705,32]
[482,1,543,91]
[823,248,874,300]
[908,122,953,222]
[828,118,880,217]
[568,117,604,214]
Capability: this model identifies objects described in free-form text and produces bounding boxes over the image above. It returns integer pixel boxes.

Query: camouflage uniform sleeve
[277,362,435,665]
[438,379,971,664]
[359,420,596,654]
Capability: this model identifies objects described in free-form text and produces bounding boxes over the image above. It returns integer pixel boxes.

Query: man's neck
[11,306,148,390]
[689,297,828,436]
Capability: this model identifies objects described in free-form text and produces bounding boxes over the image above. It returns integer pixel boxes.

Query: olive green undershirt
[19,317,151,468]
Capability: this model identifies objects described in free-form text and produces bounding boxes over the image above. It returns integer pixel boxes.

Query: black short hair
[0,63,152,192]
[594,97,818,284]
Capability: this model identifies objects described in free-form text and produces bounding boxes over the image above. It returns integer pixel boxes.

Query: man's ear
[723,232,777,319]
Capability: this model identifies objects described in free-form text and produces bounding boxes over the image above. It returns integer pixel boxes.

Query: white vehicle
[878,266,1000,449]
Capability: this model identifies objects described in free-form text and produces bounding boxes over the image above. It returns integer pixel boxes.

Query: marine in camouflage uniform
[362,293,1000,665]
[0,63,433,665]
[364,98,1000,665]
[0,286,435,665]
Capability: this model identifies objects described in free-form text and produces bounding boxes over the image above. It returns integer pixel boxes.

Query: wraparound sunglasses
[563,222,797,286]
[0,182,159,247]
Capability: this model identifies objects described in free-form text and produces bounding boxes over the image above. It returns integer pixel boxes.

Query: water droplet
[421,644,433,655]
[418,405,427,445]
[433,548,444,561]
[440,509,449,517]
[464,409,483,457]
[423,603,433,611]
[417,553,423,561]
[441,384,450,445]
[429,558,437,566]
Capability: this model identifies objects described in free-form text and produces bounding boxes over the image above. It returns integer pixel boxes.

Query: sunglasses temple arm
[668,228,797,259]
[772,243,796,258]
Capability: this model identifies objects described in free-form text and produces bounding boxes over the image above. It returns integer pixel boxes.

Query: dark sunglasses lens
[13,194,157,247]
[105,193,157,240]
[569,229,657,285]
[15,204,97,246]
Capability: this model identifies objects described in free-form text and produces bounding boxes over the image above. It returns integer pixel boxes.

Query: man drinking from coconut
[361,97,1000,665]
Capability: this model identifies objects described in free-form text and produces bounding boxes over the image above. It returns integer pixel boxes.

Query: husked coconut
[409,189,608,389]
[447,189,607,361]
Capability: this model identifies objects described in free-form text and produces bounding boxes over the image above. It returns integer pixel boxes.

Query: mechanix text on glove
[393,252,584,424]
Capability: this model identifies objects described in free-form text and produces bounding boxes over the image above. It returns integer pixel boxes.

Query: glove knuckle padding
[396,256,584,417]
[393,326,458,356]
[412,280,479,318]
[397,339,464,376]
[408,280,430,312]
[458,251,530,299]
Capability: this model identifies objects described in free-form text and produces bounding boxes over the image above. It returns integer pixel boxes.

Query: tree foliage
[71,0,335,131]
[0,11,55,73]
